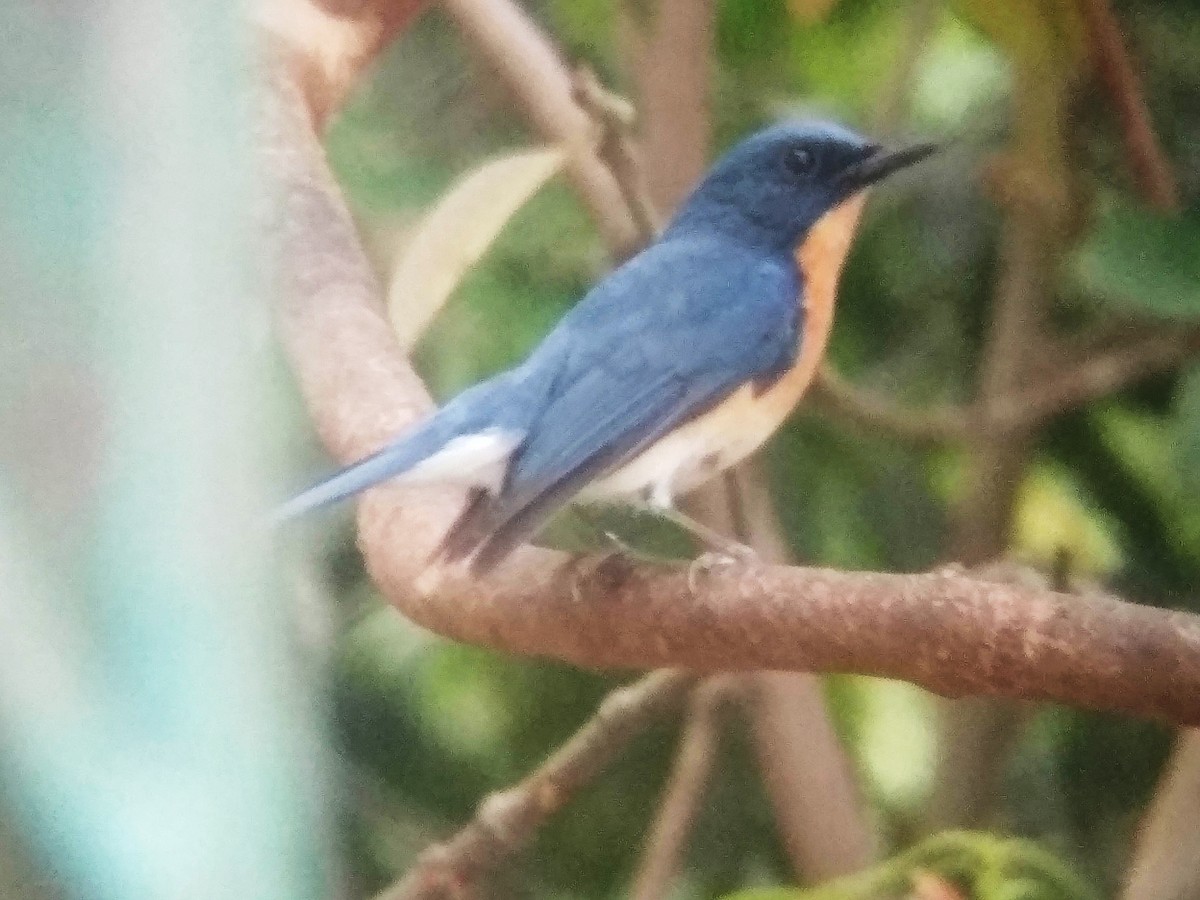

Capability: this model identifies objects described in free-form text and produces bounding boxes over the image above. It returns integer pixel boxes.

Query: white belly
[579,381,791,502]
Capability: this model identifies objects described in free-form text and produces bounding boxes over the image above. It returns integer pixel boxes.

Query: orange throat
[791,192,866,380]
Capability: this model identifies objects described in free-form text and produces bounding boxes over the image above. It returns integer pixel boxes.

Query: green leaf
[387,146,567,349]
[1074,196,1200,321]
[1174,365,1200,501]
[718,833,1096,900]
[949,0,1085,78]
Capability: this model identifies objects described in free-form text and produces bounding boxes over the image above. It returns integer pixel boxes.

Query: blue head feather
[665,121,880,254]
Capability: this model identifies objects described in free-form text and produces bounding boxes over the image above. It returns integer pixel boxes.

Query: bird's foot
[563,545,642,602]
[686,542,758,593]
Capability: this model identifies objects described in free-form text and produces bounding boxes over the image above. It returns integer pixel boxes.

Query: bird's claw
[686,543,758,593]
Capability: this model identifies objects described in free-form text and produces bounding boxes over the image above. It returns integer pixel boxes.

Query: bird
[278,120,936,573]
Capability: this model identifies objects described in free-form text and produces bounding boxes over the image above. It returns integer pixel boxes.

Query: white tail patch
[400,428,522,494]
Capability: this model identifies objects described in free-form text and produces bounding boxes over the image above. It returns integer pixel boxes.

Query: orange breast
[587,193,868,501]
[752,192,866,424]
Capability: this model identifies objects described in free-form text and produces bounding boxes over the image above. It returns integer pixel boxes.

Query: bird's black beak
[841,140,938,191]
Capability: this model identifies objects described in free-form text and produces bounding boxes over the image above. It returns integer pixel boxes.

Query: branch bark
[379,670,696,900]
[748,673,878,879]
[255,0,430,129]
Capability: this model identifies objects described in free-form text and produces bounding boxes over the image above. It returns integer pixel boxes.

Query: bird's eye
[785,146,816,177]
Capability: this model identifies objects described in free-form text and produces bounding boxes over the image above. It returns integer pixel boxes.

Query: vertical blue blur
[0,1,329,897]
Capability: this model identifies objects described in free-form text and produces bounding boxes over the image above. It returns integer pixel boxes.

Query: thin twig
[571,65,661,242]
[1078,0,1180,213]
[378,670,697,900]
[993,327,1200,430]
[811,367,968,446]
[440,0,642,256]
[629,678,731,900]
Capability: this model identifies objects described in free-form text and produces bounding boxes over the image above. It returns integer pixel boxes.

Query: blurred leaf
[1175,366,1200,501]
[912,19,1009,127]
[787,0,842,25]
[852,677,938,811]
[1074,196,1200,321]
[719,832,1096,900]
[387,146,566,349]
[415,644,518,773]
[716,0,791,68]
[1013,464,1122,576]
[949,0,1084,78]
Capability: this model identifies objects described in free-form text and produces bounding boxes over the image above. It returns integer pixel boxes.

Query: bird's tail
[271,420,450,525]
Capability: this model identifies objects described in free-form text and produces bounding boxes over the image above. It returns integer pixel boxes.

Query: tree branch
[378,670,696,900]
[810,367,968,446]
[1078,0,1180,213]
[255,0,430,130]
[440,0,643,256]
[748,673,878,879]
[1120,730,1200,900]
[993,327,1200,430]
[629,678,730,900]
[810,327,1200,449]
[570,65,661,243]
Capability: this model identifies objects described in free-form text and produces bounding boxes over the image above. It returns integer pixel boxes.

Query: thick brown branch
[255,0,430,130]
[379,670,696,900]
[369,524,1200,725]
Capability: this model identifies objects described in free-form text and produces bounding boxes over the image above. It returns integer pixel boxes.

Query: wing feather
[442,237,802,571]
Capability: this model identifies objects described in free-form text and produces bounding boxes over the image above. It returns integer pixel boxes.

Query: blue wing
[444,234,802,570]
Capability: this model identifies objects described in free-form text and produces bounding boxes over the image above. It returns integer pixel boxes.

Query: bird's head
[667,121,937,255]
